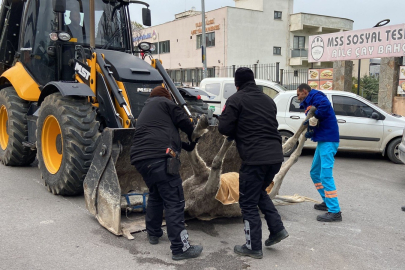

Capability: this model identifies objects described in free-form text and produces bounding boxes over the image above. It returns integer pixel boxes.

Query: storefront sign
[308,68,334,90]
[191,18,220,35]
[133,30,157,42]
[309,23,405,62]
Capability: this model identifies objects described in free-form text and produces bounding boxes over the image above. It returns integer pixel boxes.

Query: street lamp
[357,19,391,95]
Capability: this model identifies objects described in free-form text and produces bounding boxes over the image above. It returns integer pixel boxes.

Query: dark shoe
[317,212,342,222]
[314,202,328,211]
[234,244,263,259]
[147,234,160,245]
[172,245,203,261]
[402,206,405,212]
[265,228,289,247]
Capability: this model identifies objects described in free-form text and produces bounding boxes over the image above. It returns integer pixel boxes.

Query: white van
[199,78,287,115]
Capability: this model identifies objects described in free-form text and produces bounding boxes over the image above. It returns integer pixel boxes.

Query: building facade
[134,0,353,86]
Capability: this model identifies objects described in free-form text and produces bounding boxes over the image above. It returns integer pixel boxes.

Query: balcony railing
[291,49,308,58]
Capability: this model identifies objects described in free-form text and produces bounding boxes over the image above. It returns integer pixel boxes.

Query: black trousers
[134,158,190,255]
[239,163,284,251]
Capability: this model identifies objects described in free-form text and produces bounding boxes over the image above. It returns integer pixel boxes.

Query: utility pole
[201,0,207,79]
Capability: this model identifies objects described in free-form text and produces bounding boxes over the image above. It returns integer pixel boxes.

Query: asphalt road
[1,150,404,270]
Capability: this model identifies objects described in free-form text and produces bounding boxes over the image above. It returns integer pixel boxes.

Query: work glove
[309,116,318,127]
[305,129,314,139]
[182,141,196,152]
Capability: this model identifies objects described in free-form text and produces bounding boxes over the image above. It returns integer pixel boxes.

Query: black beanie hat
[235,67,255,87]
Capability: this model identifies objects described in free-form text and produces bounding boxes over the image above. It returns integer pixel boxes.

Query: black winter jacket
[218,81,284,165]
[130,96,194,164]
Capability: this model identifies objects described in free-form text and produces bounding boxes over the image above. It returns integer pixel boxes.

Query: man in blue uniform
[297,83,342,222]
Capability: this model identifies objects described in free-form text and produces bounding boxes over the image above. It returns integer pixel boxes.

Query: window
[223,83,237,99]
[293,36,305,49]
[261,86,278,99]
[332,96,376,118]
[289,97,304,113]
[159,40,170,54]
[196,32,215,49]
[274,11,282,19]
[151,41,170,54]
[273,47,281,55]
[205,83,220,96]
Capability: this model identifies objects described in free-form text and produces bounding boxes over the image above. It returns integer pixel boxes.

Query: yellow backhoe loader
[0,0,224,238]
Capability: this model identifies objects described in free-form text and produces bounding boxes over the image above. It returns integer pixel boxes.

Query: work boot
[147,233,160,245]
[317,212,342,222]
[314,202,328,211]
[172,245,203,261]
[265,228,289,247]
[402,206,405,212]
[234,244,263,259]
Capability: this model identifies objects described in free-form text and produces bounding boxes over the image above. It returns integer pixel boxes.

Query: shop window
[196,32,215,49]
[274,11,282,20]
[273,47,281,55]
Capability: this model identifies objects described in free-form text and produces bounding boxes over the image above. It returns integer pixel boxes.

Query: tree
[131,21,144,35]
[352,75,379,102]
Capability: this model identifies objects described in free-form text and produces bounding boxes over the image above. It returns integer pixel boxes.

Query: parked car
[199,78,287,115]
[178,87,216,124]
[274,90,405,164]
[398,127,405,163]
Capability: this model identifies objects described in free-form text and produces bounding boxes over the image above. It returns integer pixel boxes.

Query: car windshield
[63,0,128,51]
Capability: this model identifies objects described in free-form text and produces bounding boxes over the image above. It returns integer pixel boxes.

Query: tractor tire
[0,86,36,166]
[386,137,403,164]
[37,92,100,195]
[280,131,296,157]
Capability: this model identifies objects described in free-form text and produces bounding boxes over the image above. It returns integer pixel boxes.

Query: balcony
[291,49,308,58]
[290,13,353,33]
[290,49,308,66]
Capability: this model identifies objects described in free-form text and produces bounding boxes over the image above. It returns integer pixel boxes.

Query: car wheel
[386,138,404,164]
[280,131,296,157]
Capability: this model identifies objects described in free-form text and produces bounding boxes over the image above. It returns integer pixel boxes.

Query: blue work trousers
[310,142,341,213]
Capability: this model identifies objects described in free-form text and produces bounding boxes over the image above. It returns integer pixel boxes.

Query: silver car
[274,90,405,164]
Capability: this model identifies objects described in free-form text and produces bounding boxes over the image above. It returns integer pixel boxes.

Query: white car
[199,78,286,115]
[274,90,405,164]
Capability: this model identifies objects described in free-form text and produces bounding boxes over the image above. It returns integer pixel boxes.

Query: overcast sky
[129,0,403,30]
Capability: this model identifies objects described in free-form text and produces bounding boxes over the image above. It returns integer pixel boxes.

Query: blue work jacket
[300,90,339,142]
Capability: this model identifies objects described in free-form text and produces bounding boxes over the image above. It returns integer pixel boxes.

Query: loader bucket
[84,126,242,239]
[83,128,149,239]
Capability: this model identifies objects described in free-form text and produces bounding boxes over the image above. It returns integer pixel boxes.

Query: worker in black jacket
[130,86,202,261]
[218,67,288,259]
